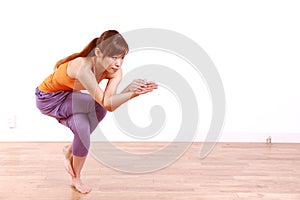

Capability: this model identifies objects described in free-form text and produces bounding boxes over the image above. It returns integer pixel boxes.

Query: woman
[35,30,158,193]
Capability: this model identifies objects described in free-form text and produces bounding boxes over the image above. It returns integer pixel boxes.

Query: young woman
[35,30,158,193]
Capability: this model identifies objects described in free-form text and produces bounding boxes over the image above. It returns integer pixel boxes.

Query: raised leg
[63,144,75,177]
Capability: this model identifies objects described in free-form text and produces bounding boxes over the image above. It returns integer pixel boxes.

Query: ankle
[66,153,73,160]
[72,175,81,180]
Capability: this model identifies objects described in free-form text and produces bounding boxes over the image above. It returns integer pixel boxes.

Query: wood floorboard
[0,142,300,200]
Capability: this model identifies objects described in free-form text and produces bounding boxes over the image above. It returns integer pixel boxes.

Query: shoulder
[67,57,92,78]
[68,57,92,69]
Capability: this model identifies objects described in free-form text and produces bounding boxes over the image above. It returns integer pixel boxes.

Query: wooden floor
[0,142,300,200]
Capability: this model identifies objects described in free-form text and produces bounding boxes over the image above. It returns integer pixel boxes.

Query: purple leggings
[35,87,107,157]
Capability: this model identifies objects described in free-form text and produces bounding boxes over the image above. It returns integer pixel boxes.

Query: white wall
[0,0,300,142]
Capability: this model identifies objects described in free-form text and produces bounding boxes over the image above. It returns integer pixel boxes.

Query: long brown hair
[54,30,129,70]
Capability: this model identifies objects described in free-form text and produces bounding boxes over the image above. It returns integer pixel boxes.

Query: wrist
[130,92,139,98]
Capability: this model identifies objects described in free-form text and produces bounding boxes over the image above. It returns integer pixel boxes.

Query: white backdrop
[0,0,300,142]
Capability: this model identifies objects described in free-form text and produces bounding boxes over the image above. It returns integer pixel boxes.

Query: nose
[115,58,122,67]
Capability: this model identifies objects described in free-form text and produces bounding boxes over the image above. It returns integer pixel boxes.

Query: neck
[92,56,106,76]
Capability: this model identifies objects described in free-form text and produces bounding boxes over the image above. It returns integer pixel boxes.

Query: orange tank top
[38,62,77,92]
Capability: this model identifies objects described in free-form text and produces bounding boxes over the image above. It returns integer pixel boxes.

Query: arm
[73,58,157,112]
[102,69,136,111]
[102,72,158,111]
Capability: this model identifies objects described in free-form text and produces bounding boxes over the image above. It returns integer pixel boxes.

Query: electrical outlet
[8,115,16,128]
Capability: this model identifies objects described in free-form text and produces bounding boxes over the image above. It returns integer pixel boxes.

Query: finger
[146,82,158,87]
[136,87,149,94]
[134,81,147,88]
[146,84,158,90]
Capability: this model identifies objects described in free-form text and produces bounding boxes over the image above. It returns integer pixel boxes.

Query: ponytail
[53,30,128,70]
[53,38,98,70]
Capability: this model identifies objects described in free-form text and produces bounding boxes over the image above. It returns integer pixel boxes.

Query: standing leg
[57,92,107,193]
[62,107,106,179]
[36,89,106,194]
[66,113,92,194]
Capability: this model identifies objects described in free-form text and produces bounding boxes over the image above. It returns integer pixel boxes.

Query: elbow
[105,107,114,112]
[103,97,118,112]
[103,102,115,112]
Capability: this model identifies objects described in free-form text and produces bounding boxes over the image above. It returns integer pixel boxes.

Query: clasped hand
[126,79,158,95]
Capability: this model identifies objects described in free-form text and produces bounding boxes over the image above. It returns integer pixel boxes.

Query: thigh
[59,91,98,119]
[35,88,70,118]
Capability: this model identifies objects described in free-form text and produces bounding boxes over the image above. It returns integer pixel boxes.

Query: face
[95,47,125,74]
[101,54,125,73]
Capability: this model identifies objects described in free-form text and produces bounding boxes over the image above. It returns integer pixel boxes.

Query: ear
[95,47,103,58]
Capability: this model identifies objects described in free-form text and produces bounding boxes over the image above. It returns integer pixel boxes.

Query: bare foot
[71,178,92,194]
[63,145,75,177]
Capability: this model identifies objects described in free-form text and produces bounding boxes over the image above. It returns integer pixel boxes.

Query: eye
[112,56,118,60]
